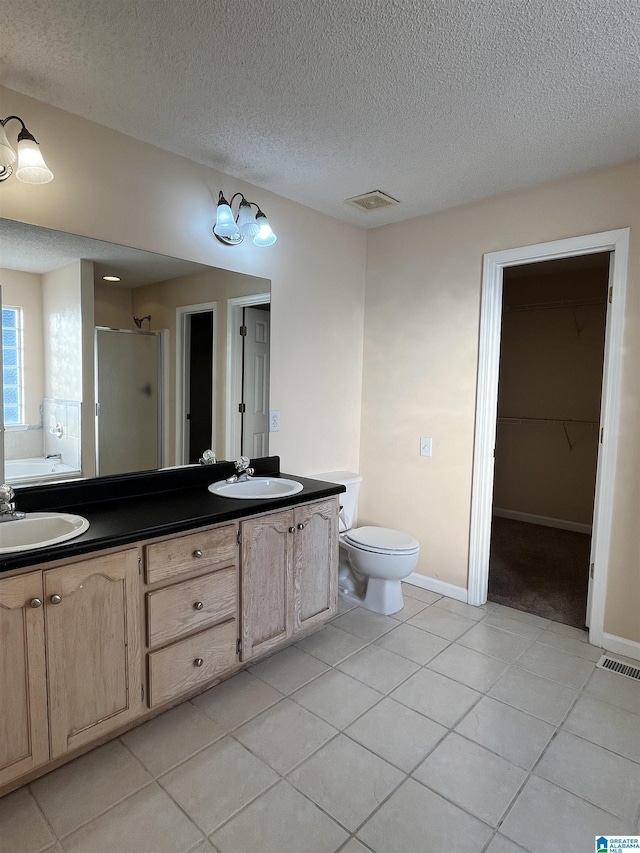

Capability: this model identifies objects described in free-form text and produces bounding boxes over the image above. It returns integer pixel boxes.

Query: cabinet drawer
[147,567,237,648]
[148,619,237,708]
[145,524,237,585]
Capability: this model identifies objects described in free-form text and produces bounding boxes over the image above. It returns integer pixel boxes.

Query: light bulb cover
[15,127,53,184]
[253,210,277,246]
[236,198,260,238]
[213,191,241,238]
[0,123,17,167]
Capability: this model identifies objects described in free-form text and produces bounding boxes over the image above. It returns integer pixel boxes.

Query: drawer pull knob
[193,601,204,610]
[288,526,295,534]
[50,594,62,605]
[193,549,203,558]
[194,657,204,667]
[30,597,43,608]
[297,523,305,530]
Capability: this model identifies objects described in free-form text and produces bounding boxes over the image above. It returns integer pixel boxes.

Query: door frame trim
[225,292,270,460]
[467,228,629,649]
[175,302,217,465]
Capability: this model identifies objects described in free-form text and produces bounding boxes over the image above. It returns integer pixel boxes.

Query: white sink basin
[0,512,90,554]
[208,477,303,500]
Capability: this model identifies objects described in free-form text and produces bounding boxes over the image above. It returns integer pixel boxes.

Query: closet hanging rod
[504,296,606,313]
[497,416,599,427]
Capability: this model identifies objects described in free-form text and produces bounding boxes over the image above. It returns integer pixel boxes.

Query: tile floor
[3,586,640,853]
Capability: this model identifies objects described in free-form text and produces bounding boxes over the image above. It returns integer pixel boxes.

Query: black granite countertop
[0,457,345,574]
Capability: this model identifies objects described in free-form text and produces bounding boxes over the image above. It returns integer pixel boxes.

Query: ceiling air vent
[346,190,399,212]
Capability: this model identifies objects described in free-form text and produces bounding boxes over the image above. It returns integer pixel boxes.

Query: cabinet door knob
[194,657,204,667]
[30,597,43,608]
[193,601,204,610]
[193,549,203,558]
[297,523,305,530]
[288,526,295,534]
[50,594,62,605]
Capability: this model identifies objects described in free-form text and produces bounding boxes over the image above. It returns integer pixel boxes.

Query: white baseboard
[405,572,468,603]
[493,507,592,535]
[601,632,640,662]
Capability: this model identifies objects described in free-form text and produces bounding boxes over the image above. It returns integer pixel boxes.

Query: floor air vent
[596,654,640,681]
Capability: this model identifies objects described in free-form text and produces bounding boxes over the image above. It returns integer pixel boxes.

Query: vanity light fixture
[213,191,276,247]
[0,115,54,184]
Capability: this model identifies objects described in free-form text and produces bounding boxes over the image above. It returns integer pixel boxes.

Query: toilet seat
[343,526,419,556]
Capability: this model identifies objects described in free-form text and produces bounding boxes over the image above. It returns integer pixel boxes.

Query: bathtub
[5,457,78,484]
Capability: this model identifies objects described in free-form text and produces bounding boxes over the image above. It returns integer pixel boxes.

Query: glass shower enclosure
[95,327,162,476]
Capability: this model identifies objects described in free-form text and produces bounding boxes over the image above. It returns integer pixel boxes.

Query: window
[2,306,24,425]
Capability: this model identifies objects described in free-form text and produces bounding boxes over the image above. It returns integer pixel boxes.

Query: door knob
[50,594,62,605]
[194,657,204,667]
[193,601,204,610]
[288,527,295,534]
[30,598,42,608]
[297,523,305,530]
[193,549,203,558]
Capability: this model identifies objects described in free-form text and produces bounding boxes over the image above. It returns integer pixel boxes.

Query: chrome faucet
[226,456,254,483]
[199,449,217,465]
[0,484,25,521]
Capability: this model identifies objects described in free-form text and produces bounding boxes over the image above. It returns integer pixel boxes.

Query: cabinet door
[44,549,143,759]
[293,498,338,633]
[0,572,49,787]
[241,510,294,660]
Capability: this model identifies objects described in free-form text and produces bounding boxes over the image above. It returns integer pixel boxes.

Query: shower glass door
[95,328,161,476]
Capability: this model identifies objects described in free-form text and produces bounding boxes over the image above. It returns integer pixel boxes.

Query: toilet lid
[344,526,419,554]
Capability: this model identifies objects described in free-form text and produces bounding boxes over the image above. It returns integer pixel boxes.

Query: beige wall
[94,283,135,330]
[42,262,83,401]
[0,85,367,477]
[132,267,269,460]
[493,267,608,524]
[362,158,640,641]
[0,268,44,426]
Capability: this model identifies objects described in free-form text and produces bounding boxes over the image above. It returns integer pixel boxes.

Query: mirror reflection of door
[186,311,214,464]
[95,328,161,476]
[241,306,270,457]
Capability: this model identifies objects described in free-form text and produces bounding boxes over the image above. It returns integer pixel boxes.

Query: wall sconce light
[213,191,276,247]
[0,115,54,184]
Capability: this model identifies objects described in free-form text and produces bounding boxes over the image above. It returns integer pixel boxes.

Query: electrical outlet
[420,436,432,457]
[269,410,280,432]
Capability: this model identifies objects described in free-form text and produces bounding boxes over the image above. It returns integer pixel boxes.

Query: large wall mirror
[0,218,270,486]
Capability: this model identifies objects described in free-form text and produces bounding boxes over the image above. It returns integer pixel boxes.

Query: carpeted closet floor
[488,516,591,628]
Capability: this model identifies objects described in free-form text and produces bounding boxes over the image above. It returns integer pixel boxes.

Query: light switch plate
[269,410,280,432]
[420,436,432,457]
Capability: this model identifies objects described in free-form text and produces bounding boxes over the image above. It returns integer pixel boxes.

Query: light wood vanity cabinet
[240,497,338,661]
[43,549,143,758]
[143,523,240,709]
[0,548,142,787]
[0,572,49,788]
[0,494,339,794]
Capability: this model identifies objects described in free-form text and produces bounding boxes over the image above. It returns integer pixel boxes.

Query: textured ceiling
[2,0,639,227]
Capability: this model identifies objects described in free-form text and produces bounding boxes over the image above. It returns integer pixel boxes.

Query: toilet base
[338,576,405,616]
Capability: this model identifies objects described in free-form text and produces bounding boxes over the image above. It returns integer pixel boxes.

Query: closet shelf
[497,416,599,450]
[503,296,606,313]
[497,417,599,427]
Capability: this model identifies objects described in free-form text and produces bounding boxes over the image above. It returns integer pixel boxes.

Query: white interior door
[242,307,270,457]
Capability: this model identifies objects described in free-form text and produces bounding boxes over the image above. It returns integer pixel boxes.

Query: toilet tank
[312,471,362,532]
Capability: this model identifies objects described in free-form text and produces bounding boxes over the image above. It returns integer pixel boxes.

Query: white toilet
[316,471,419,615]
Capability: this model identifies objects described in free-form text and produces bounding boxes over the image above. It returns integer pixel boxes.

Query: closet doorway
[468,228,629,649]
[488,256,609,627]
